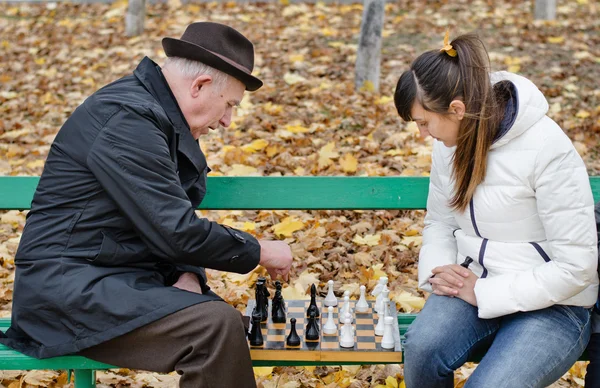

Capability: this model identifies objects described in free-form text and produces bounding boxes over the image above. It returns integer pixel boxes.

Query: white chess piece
[324,280,338,307]
[375,297,389,336]
[376,287,390,316]
[323,306,337,335]
[381,316,395,349]
[339,294,353,323]
[355,285,369,313]
[339,316,355,348]
[373,277,388,315]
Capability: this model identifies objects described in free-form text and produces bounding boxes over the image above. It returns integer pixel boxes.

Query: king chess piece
[306,283,320,318]
[249,312,264,346]
[286,318,301,347]
[324,280,338,307]
[253,279,268,323]
[305,309,320,341]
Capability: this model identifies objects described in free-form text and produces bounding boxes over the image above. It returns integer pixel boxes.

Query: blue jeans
[403,294,591,388]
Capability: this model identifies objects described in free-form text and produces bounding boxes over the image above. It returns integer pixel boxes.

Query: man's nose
[219,112,232,128]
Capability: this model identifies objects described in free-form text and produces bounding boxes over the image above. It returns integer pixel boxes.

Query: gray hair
[163,57,230,91]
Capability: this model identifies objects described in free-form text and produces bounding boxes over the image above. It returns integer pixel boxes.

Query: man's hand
[258,240,293,281]
[429,264,479,306]
[173,272,203,294]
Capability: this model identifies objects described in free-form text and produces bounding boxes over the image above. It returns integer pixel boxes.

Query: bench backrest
[2,176,600,211]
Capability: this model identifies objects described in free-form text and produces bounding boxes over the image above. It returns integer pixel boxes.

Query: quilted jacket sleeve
[418,141,460,292]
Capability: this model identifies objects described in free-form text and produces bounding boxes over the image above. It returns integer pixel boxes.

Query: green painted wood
[2,176,600,211]
[74,370,95,388]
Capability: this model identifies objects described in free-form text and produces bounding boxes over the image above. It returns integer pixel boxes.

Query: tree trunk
[534,0,556,20]
[125,0,146,37]
[355,0,385,92]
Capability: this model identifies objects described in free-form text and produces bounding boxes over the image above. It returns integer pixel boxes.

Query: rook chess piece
[324,280,337,307]
[306,284,320,318]
[305,310,320,341]
[323,306,337,335]
[381,316,395,349]
[355,285,369,313]
[249,313,264,346]
[339,316,355,348]
[286,318,301,347]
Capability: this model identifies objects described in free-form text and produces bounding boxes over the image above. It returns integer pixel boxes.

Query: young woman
[394,32,599,388]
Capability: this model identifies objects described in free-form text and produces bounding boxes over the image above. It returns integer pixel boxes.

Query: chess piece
[377,287,390,317]
[249,313,264,346]
[372,276,388,315]
[339,293,353,323]
[275,280,285,306]
[259,277,270,320]
[323,306,337,335]
[339,316,355,348]
[460,256,474,269]
[254,279,268,322]
[306,284,320,318]
[305,310,320,341]
[355,285,369,313]
[271,287,286,323]
[286,318,301,347]
[381,316,395,349]
[324,280,337,307]
[375,297,389,336]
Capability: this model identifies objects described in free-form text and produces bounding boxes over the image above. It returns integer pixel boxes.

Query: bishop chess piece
[381,316,395,349]
[324,280,338,307]
[305,309,320,341]
[271,285,286,323]
[286,317,301,347]
[249,312,264,346]
[355,285,369,313]
[375,297,389,336]
[323,306,337,335]
[306,283,320,318]
[339,315,355,348]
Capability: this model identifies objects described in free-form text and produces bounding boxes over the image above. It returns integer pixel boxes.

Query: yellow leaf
[359,80,375,92]
[547,36,565,44]
[321,27,337,37]
[289,54,305,63]
[401,235,422,247]
[507,65,520,73]
[353,234,381,246]
[399,380,406,388]
[34,58,46,65]
[386,376,399,388]
[221,218,256,232]
[227,164,259,176]
[404,229,419,236]
[26,160,45,169]
[340,153,358,173]
[375,96,393,105]
[241,139,269,153]
[283,72,307,85]
[318,142,339,169]
[253,367,274,377]
[328,41,344,48]
[272,216,305,237]
[374,385,387,388]
[285,124,311,133]
[279,0,289,5]
[371,263,386,279]
[393,291,426,313]
[576,110,591,119]
[264,102,283,115]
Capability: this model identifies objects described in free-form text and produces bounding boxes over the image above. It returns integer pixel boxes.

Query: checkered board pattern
[246,299,402,363]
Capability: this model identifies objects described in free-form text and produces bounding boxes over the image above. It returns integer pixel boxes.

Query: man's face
[183,75,245,139]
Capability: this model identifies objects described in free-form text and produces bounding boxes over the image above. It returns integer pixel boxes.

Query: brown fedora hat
[162,22,263,91]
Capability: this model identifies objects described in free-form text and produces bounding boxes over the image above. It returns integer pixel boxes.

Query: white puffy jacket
[419,71,599,319]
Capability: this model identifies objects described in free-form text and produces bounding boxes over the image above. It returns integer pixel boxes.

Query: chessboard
[245,299,402,363]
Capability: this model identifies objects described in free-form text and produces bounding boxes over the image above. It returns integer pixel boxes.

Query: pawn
[339,316,355,348]
[306,284,320,318]
[249,313,264,346]
[381,316,395,349]
[305,310,320,341]
[323,306,337,335]
[324,280,338,307]
[375,297,389,336]
[286,318,301,347]
[355,285,369,313]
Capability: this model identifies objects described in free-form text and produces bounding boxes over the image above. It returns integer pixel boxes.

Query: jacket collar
[133,56,207,173]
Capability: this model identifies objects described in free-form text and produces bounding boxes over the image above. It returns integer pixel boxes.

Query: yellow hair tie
[440,30,457,57]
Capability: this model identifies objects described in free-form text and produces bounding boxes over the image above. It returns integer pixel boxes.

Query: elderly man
[0,22,292,387]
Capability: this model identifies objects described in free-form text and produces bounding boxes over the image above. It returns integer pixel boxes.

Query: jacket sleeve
[418,141,460,292]
[474,130,598,318]
[86,105,261,274]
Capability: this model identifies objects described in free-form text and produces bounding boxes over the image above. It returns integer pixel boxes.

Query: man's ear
[190,75,213,98]
[449,100,466,120]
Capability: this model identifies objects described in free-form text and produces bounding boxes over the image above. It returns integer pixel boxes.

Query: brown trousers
[79,301,256,388]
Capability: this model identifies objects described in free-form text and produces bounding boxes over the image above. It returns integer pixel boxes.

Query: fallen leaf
[272,216,305,237]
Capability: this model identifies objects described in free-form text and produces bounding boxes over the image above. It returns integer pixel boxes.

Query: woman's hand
[430,264,479,306]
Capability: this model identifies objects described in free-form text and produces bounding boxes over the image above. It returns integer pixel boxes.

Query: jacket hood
[490,71,549,149]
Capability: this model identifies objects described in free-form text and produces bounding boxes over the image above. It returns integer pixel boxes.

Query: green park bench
[1,175,599,387]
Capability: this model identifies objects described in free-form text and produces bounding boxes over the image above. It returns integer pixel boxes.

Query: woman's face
[410,101,462,147]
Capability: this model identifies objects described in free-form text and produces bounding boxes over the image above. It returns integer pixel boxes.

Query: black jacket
[0,57,261,358]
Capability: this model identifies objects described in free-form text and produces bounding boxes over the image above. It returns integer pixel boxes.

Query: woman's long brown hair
[394,33,506,212]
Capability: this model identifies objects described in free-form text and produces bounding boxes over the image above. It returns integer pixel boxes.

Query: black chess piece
[306,283,320,318]
[272,288,286,323]
[254,279,268,322]
[275,280,285,306]
[259,277,270,319]
[286,318,301,346]
[305,310,320,341]
[249,313,264,346]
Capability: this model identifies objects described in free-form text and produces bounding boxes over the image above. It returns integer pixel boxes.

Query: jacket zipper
[470,198,489,278]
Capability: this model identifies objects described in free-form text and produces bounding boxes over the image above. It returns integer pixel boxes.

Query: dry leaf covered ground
[1,0,600,386]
